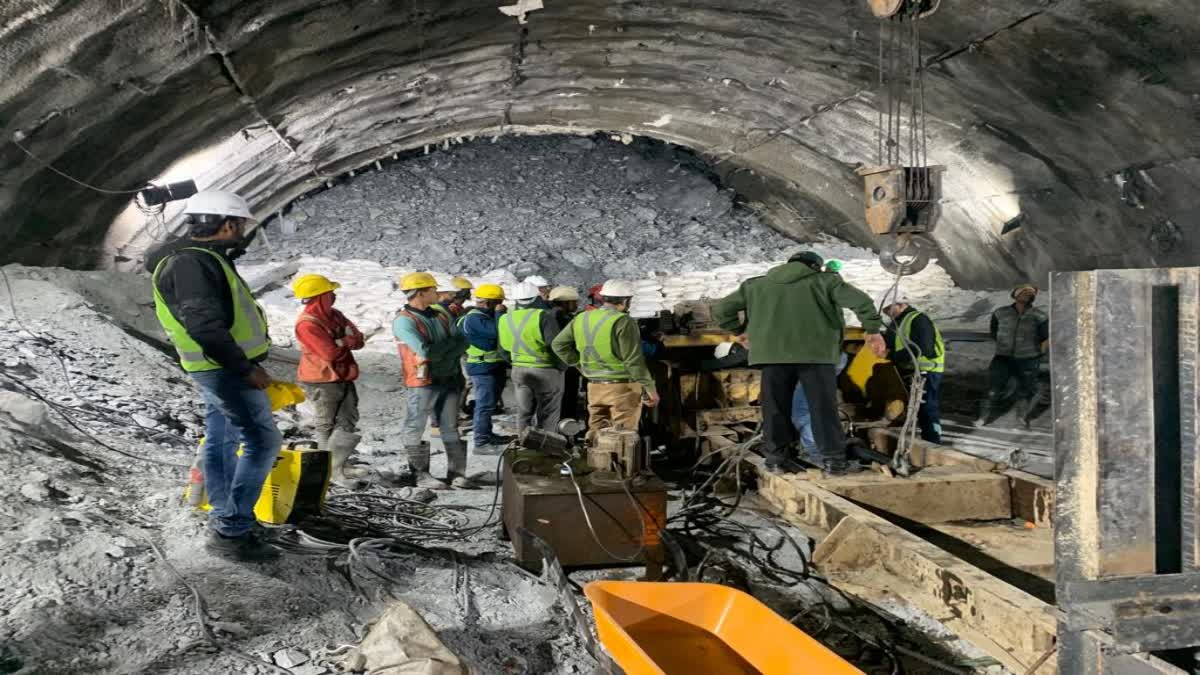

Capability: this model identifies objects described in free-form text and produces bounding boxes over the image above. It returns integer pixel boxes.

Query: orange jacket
[295,295,364,383]
[394,307,455,387]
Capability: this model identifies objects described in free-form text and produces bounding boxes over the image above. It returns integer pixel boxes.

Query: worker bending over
[293,273,367,485]
[714,251,885,476]
[978,284,1048,429]
[393,272,473,489]
[147,190,280,562]
[460,284,511,455]
[549,286,583,420]
[499,282,565,432]
[552,279,660,445]
[883,300,945,444]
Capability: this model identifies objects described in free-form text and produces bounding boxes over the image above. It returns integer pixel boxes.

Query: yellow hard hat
[265,381,306,411]
[475,283,506,301]
[451,276,473,290]
[400,271,438,291]
[292,273,340,300]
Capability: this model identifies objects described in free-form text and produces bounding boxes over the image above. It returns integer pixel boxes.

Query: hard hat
[824,259,844,273]
[292,273,340,300]
[475,283,506,301]
[265,381,306,411]
[788,251,824,268]
[400,271,438,291]
[549,286,580,302]
[434,275,456,293]
[183,190,256,222]
[599,279,635,297]
[451,276,473,290]
[513,282,539,301]
[714,342,735,359]
[524,275,550,288]
[1011,283,1038,298]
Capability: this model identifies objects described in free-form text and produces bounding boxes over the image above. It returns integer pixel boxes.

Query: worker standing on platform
[713,251,886,476]
[977,284,1048,429]
[500,282,564,432]
[884,301,945,444]
[393,272,473,489]
[523,275,553,310]
[552,279,660,444]
[292,273,368,484]
[147,190,280,562]
[460,283,511,455]
[549,286,583,421]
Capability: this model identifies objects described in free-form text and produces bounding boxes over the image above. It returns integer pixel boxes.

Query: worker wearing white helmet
[145,189,282,562]
[499,282,567,433]
[551,279,660,445]
[522,275,553,310]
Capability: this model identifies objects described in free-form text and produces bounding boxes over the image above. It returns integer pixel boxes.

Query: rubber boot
[406,443,448,490]
[974,398,994,427]
[328,429,366,488]
[444,442,475,489]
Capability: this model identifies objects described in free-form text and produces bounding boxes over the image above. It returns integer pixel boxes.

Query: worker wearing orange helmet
[393,272,471,489]
[293,273,366,485]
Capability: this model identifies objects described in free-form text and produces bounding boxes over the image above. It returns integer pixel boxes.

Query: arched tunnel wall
[2,0,1198,287]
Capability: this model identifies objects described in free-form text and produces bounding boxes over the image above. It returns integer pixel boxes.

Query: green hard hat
[825,259,844,272]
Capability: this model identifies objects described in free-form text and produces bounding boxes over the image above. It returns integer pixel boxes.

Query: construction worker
[713,251,886,476]
[435,276,473,318]
[977,283,1049,429]
[460,283,511,454]
[791,352,850,463]
[585,282,605,311]
[146,190,280,562]
[499,282,565,432]
[523,275,552,310]
[883,301,945,443]
[549,286,583,421]
[392,272,473,489]
[552,279,660,445]
[292,273,366,485]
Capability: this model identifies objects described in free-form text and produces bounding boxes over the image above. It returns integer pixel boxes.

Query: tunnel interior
[3,0,1198,288]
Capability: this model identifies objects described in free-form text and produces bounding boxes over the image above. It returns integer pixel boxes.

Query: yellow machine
[184,442,332,525]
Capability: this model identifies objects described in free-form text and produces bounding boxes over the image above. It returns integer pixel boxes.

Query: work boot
[490,432,516,444]
[328,430,367,486]
[448,474,477,489]
[472,443,507,456]
[822,459,865,477]
[206,531,280,562]
[413,471,449,490]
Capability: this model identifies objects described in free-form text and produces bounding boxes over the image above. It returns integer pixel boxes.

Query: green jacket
[713,262,883,366]
[551,307,657,394]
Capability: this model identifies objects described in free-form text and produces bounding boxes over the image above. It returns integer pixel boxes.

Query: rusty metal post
[1053,268,1200,674]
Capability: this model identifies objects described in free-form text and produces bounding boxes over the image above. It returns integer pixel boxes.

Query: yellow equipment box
[184,441,331,525]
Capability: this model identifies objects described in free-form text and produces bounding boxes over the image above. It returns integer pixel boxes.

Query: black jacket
[885,307,937,369]
[145,238,263,374]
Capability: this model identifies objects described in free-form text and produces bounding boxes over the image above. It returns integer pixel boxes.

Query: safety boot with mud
[413,471,449,490]
[448,473,477,489]
[206,530,280,562]
[327,429,368,488]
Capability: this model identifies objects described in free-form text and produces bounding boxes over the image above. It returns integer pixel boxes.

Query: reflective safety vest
[458,308,504,365]
[572,307,630,380]
[499,308,553,368]
[152,247,271,372]
[895,310,945,374]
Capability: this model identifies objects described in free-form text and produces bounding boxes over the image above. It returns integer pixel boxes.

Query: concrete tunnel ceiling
[2,0,1199,288]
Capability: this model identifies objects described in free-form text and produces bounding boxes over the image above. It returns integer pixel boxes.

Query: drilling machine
[501,420,668,577]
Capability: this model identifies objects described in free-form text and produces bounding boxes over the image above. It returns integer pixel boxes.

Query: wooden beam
[1007,469,1054,528]
[756,460,1058,674]
[813,470,1012,524]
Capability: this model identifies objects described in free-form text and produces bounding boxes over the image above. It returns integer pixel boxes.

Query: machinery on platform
[502,420,667,576]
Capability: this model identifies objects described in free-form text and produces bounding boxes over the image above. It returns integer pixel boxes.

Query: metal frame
[1053,268,1200,674]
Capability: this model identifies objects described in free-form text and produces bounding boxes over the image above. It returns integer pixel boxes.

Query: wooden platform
[754,456,1059,674]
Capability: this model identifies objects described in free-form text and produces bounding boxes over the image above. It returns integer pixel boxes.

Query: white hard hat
[524,275,550,288]
[183,190,256,222]
[513,282,539,301]
[434,275,456,293]
[549,286,580,302]
[599,279,635,297]
[714,342,735,359]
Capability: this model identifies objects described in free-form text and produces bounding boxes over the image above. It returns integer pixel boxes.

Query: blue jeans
[790,385,818,457]
[190,369,282,537]
[470,371,502,444]
[916,371,943,444]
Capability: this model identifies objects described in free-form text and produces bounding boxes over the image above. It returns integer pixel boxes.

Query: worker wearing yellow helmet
[292,273,367,486]
[459,283,513,455]
[393,271,472,489]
